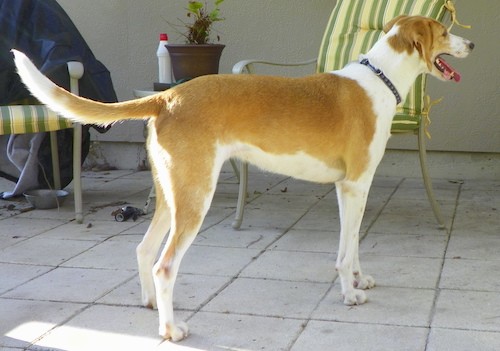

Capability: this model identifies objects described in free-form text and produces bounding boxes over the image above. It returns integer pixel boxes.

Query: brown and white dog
[13,15,473,341]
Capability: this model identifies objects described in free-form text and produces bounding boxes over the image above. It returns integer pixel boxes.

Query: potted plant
[167,0,225,81]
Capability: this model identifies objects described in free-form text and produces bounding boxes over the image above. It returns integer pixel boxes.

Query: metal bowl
[23,189,69,209]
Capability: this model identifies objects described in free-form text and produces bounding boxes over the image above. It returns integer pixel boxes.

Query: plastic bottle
[157,33,172,84]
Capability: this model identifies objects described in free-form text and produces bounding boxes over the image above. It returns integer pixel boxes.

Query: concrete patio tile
[432,290,500,332]
[201,206,240,231]
[291,321,428,351]
[0,217,65,247]
[240,250,337,283]
[0,237,99,266]
[0,298,83,349]
[460,179,500,191]
[180,245,260,277]
[357,255,442,289]
[0,263,52,295]
[271,229,339,253]
[446,235,500,260]
[40,219,140,241]
[12,206,78,221]
[120,219,152,235]
[196,223,284,250]
[451,205,499,235]
[83,177,152,194]
[392,178,460,200]
[3,267,135,303]
[61,236,139,270]
[177,311,304,351]
[360,233,448,258]
[313,284,435,327]
[98,273,232,311]
[292,208,340,232]
[440,258,500,291]
[427,328,500,351]
[238,207,308,229]
[246,193,322,211]
[31,305,190,351]
[209,192,239,209]
[202,278,330,319]
[380,198,457,221]
[265,178,334,196]
[369,211,449,235]
[459,186,500,201]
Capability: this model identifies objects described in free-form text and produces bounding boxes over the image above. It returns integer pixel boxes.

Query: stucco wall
[56,0,498,168]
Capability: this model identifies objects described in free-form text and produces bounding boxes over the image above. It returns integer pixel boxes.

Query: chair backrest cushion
[0,105,72,135]
[317,0,448,132]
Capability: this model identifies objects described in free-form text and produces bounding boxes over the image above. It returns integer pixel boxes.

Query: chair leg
[229,158,240,182]
[68,62,84,224]
[143,186,156,214]
[73,123,83,223]
[49,131,62,189]
[418,123,446,230]
[232,161,248,229]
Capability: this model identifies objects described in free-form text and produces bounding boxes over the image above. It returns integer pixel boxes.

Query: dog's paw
[142,295,157,309]
[160,322,189,342]
[343,289,367,305]
[354,274,376,290]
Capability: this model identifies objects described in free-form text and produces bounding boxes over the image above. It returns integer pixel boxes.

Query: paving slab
[291,321,428,351]
[3,267,135,303]
[427,328,500,351]
[203,278,330,319]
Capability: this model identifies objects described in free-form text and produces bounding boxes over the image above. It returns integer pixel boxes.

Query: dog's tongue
[436,57,461,82]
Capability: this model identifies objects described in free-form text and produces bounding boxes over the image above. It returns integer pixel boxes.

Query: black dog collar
[359,58,402,105]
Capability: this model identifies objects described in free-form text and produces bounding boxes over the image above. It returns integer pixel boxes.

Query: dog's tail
[12,49,162,126]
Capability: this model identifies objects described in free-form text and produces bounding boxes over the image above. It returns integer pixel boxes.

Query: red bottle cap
[159,33,168,41]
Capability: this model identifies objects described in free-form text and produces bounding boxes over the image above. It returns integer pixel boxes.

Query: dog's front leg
[335,179,373,305]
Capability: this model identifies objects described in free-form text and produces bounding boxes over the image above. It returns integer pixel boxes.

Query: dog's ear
[383,15,408,33]
[409,19,435,71]
[386,16,435,71]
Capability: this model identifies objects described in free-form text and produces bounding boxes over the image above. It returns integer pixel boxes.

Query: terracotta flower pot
[166,44,225,81]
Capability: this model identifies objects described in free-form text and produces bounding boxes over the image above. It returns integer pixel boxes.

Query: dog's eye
[442,31,448,37]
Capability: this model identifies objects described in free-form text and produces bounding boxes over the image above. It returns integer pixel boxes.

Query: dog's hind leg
[335,178,374,305]
[152,154,222,341]
[136,182,171,309]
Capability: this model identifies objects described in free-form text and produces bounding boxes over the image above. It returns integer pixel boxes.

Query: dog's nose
[468,42,475,50]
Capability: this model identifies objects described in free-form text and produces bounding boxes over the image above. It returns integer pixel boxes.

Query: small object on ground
[23,189,68,209]
[112,206,144,222]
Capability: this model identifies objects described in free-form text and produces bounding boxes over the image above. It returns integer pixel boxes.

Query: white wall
[57,0,499,168]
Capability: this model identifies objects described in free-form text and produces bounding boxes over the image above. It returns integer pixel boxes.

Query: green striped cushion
[317,0,449,133]
[0,105,72,135]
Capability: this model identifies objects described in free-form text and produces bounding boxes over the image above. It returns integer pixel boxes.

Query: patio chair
[0,61,84,223]
[231,0,464,230]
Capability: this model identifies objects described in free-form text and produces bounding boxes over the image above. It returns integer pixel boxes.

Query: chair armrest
[232,58,317,74]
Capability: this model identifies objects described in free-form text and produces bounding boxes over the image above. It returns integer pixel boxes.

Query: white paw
[343,289,367,305]
[142,294,157,309]
[354,274,376,290]
[160,321,189,342]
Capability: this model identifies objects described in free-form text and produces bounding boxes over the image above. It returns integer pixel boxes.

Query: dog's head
[384,15,474,82]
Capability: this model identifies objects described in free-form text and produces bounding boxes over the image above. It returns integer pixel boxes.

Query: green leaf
[187,1,203,14]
